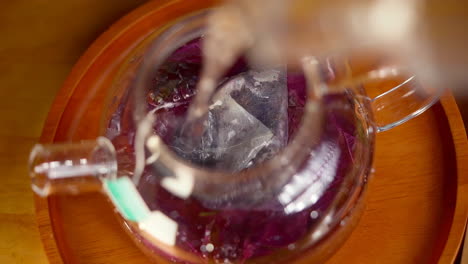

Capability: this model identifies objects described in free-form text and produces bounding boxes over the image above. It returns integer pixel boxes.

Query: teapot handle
[329,63,443,132]
[360,66,443,132]
[29,137,117,196]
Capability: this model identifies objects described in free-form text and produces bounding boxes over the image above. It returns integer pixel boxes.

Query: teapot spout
[29,137,117,196]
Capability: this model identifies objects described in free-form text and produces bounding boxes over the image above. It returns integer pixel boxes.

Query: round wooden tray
[35,0,468,263]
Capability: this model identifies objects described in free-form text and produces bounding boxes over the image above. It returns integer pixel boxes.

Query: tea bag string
[184,4,253,125]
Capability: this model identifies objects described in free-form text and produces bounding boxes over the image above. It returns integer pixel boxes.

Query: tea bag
[171,69,288,172]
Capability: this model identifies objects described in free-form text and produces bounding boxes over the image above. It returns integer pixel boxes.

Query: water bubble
[340,219,347,226]
[182,91,191,99]
[310,210,319,219]
[169,210,179,218]
[206,243,215,252]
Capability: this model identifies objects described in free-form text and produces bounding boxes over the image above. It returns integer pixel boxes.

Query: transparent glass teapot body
[29,9,443,264]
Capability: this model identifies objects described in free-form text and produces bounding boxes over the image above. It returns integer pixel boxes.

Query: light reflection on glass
[278,141,340,214]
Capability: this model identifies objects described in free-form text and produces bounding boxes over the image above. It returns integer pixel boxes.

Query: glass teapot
[29,8,442,264]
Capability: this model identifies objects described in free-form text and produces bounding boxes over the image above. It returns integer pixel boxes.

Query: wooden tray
[35,0,468,263]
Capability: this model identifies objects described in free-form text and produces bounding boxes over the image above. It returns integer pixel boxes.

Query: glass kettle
[29,7,443,264]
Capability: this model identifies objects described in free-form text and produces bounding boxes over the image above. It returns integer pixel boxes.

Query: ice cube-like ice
[172,69,288,172]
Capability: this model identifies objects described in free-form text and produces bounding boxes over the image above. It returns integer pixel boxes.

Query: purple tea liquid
[106,38,359,263]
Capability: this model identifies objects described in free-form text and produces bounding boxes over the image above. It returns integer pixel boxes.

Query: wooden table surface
[0,1,466,264]
[0,1,147,263]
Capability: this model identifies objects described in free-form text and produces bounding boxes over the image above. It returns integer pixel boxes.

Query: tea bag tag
[104,177,151,222]
[104,176,178,246]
